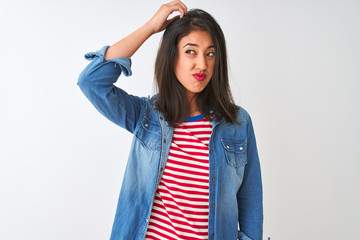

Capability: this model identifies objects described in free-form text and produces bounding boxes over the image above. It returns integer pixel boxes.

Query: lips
[193,73,207,81]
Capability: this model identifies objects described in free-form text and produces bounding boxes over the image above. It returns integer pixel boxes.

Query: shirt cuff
[84,45,132,77]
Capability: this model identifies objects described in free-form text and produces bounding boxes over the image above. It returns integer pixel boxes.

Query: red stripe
[151,208,209,223]
[166,159,209,171]
[154,195,208,209]
[173,144,209,150]
[168,152,209,163]
[153,213,208,229]
[170,146,209,157]
[149,216,208,236]
[159,181,209,196]
[165,166,209,177]
[144,234,162,240]
[151,215,208,230]
[158,187,209,202]
[173,130,212,136]
[163,171,209,183]
[153,202,209,217]
[172,137,204,143]
[160,177,209,190]
[180,124,212,129]
[146,226,179,240]
[172,136,211,144]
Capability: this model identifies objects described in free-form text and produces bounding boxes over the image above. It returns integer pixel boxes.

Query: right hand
[146,0,188,34]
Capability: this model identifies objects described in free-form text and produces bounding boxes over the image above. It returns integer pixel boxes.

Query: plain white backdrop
[1,0,359,239]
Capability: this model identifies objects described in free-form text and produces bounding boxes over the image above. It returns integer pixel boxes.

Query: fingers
[165,0,187,18]
[147,0,188,34]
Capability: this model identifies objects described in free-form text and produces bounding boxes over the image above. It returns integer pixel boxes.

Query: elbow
[77,72,95,99]
[77,71,92,92]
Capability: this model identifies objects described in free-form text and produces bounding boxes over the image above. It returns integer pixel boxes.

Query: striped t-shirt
[145,114,213,240]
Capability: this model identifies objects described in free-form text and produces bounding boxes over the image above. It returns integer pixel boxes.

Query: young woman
[78,1,263,239]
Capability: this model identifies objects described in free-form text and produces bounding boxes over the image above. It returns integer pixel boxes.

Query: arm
[237,114,263,240]
[77,1,188,132]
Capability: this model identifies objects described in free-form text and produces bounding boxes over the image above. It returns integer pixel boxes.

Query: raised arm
[78,1,188,132]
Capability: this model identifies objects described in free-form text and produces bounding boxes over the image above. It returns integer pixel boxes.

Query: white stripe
[145,231,171,240]
[153,198,209,212]
[172,133,208,139]
[150,218,209,235]
[150,212,209,227]
[180,122,212,127]
[151,205,209,220]
[168,154,209,166]
[172,133,211,140]
[162,173,209,187]
[158,185,209,199]
[155,192,209,206]
[146,224,178,239]
[170,143,209,154]
[169,150,209,160]
[149,218,209,239]
[165,168,209,180]
[165,162,209,174]
[174,127,212,132]
[159,180,209,194]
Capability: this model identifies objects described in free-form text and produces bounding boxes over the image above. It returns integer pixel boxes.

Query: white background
[1,0,359,239]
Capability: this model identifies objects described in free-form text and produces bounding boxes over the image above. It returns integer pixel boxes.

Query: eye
[185,49,196,54]
[207,51,215,57]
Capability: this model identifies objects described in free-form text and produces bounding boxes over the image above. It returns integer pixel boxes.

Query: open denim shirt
[77,46,263,240]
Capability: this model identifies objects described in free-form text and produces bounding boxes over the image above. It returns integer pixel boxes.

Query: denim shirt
[77,46,263,240]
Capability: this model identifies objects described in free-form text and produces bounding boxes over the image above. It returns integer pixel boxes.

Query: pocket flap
[221,139,247,154]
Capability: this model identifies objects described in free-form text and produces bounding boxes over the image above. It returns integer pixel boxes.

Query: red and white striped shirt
[145,114,213,240]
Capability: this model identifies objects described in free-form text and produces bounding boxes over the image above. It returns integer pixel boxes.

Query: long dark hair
[154,9,239,126]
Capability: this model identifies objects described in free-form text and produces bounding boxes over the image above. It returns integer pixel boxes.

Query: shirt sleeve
[237,113,264,240]
[77,45,146,133]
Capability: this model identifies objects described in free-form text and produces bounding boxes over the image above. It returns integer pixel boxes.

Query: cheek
[208,62,215,77]
[175,57,185,76]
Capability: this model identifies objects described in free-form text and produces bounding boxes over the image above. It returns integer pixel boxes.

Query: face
[174,30,215,101]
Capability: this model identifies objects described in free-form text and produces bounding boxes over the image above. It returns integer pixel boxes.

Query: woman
[78,1,263,239]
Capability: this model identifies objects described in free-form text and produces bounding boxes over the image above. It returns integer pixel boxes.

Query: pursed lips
[193,73,207,81]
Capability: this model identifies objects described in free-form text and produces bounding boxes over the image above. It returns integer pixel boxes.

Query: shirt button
[146,219,149,222]
[163,139,166,143]
[226,145,230,149]
[160,167,164,171]
[211,233,214,237]
[211,177,215,181]
[160,117,163,120]
[211,203,215,207]
[211,148,214,152]
[144,123,149,127]
[239,146,243,150]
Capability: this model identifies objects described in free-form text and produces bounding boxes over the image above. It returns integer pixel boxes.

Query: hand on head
[147,0,188,34]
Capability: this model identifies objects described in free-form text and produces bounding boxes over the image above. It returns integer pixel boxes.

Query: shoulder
[235,105,251,124]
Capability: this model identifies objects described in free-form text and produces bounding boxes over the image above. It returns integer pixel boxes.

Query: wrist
[143,21,156,36]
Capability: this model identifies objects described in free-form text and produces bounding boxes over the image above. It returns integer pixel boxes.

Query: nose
[196,55,207,71]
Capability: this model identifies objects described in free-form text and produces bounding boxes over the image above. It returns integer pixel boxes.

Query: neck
[187,94,201,117]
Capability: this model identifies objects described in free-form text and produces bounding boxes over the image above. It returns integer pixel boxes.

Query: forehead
[178,30,213,47]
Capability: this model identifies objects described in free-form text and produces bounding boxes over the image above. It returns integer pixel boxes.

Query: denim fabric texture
[77,46,263,240]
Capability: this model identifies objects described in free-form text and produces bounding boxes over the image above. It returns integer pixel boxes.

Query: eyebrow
[183,43,215,49]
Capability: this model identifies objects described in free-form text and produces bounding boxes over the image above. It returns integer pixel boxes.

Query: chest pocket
[221,139,247,168]
[135,116,161,151]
